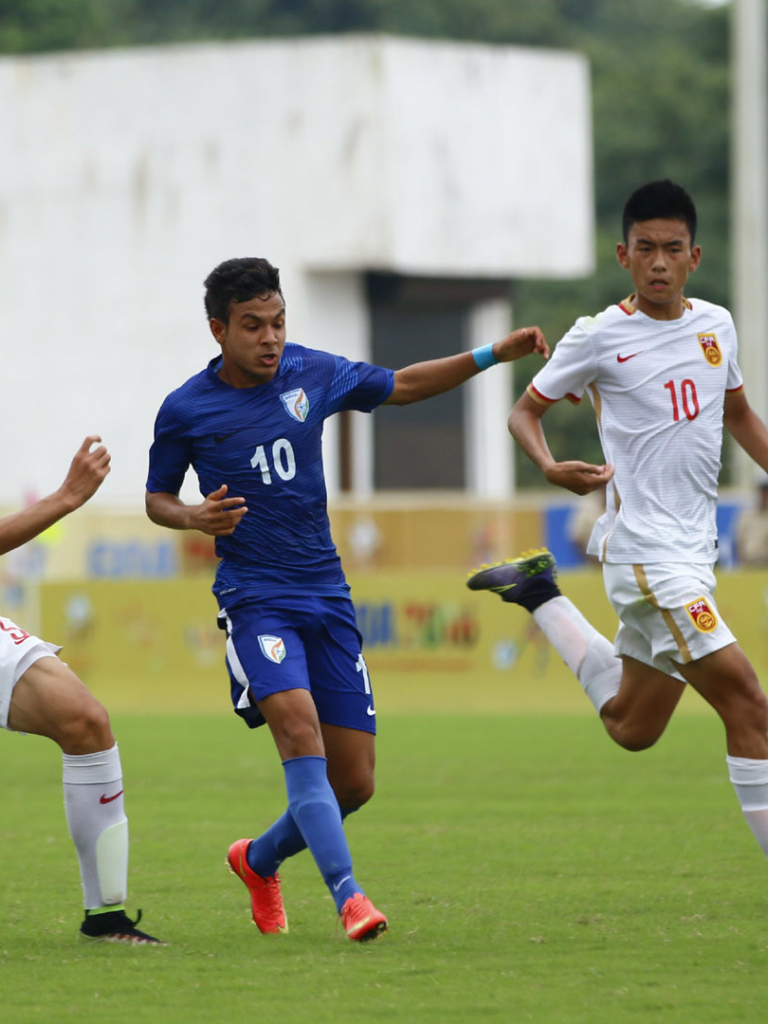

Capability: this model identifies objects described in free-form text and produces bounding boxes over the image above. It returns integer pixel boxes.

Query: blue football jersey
[146,344,395,603]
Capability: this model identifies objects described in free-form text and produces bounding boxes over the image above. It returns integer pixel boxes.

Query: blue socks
[247,755,361,913]
[247,805,355,876]
[246,809,309,877]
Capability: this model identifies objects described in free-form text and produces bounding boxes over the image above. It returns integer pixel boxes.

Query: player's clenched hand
[59,435,111,510]
[545,461,614,496]
[195,484,248,536]
[492,326,549,364]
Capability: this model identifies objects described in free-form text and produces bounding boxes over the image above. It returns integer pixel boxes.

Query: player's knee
[736,686,768,736]
[751,686,768,724]
[606,718,662,752]
[714,673,768,736]
[620,734,659,753]
[335,775,375,810]
[276,719,324,759]
[56,696,113,754]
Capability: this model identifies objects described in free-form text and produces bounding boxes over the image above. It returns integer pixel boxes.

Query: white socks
[727,755,768,858]
[62,743,129,910]
[533,596,621,713]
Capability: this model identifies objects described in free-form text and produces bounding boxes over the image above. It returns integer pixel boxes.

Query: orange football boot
[340,893,388,942]
[227,838,288,934]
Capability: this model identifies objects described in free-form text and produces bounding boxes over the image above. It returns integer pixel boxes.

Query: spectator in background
[736,478,768,566]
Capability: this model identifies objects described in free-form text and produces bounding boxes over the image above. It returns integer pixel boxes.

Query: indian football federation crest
[697,332,722,367]
[685,597,718,633]
[258,634,287,664]
[280,388,309,423]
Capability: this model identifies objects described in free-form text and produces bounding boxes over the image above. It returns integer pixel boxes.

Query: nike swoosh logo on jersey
[366,706,376,716]
[617,352,643,363]
[99,790,124,804]
[214,432,237,443]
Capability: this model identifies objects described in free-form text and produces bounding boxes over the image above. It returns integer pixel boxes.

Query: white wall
[0,36,592,506]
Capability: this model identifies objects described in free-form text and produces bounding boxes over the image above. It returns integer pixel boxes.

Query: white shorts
[0,615,60,729]
[602,562,736,681]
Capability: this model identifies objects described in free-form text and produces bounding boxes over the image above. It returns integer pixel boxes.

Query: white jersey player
[530,295,742,565]
[468,179,768,882]
[1,437,162,944]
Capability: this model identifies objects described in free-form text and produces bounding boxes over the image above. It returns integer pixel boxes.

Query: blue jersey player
[146,257,548,941]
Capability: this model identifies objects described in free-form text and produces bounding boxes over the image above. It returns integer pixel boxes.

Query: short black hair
[622,179,697,245]
[203,257,282,323]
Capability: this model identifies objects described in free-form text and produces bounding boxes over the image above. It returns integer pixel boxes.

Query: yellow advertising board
[0,501,544,582]
[40,579,226,715]
[348,569,613,714]
[34,569,768,718]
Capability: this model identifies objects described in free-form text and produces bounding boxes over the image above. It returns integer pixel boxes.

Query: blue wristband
[471,343,499,370]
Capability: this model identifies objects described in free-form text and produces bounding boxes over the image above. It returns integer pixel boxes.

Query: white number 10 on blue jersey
[250,438,297,483]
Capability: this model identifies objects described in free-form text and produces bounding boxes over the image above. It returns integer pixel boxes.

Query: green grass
[3,712,768,1023]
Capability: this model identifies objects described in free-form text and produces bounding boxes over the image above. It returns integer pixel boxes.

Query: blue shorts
[217,594,376,733]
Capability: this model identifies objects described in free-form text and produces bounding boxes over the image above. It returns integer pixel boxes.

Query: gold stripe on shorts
[632,564,693,664]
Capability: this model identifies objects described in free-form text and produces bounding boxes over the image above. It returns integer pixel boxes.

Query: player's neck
[217,361,275,389]
[628,292,687,322]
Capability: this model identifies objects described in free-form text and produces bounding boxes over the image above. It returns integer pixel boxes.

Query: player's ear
[688,245,702,273]
[209,318,226,346]
[616,242,629,270]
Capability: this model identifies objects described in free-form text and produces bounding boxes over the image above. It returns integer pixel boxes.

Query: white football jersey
[528,296,743,563]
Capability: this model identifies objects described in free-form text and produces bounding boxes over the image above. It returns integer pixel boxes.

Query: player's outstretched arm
[724,389,768,476]
[146,484,248,537]
[0,435,111,557]
[384,326,548,406]
[508,392,614,496]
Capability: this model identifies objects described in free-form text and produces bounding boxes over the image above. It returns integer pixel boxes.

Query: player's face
[616,218,701,320]
[210,291,287,387]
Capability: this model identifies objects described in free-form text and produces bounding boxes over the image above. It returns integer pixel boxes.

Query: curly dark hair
[203,257,283,323]
[622,180,697,245]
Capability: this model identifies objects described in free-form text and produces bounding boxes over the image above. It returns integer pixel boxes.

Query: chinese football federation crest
[258,634,287,664]
[280,388,310,423]
[685,598,717,633]
[696,332,722,367]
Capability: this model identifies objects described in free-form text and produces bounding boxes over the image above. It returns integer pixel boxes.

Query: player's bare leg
[675,644,768,859]
[260,687,326,761]
[9,657,162,944]
[468,552,685,748]
[9,657,113,753]
[467,550,768,870]
[679,644,768,759]
[599,656,686,751]
[321,722,375,810]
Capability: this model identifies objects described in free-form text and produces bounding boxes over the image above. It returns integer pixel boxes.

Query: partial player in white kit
[1,436,162,944]
[468,179,768,871]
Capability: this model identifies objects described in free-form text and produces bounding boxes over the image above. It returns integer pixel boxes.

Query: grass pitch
[2,711,768,1023]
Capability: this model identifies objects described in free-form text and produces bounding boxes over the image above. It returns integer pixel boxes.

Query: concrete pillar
[304,271,373,497]
[465,298,514,498]
[732,0,768,486]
